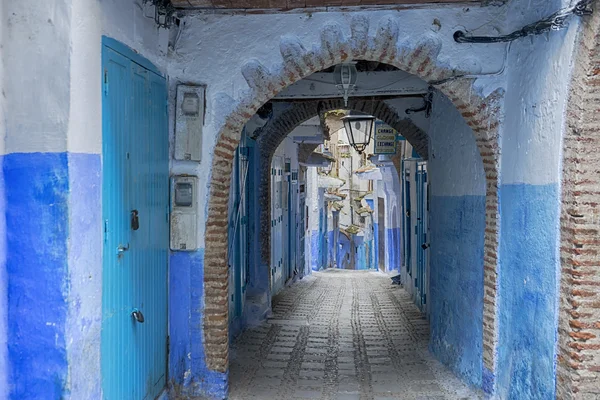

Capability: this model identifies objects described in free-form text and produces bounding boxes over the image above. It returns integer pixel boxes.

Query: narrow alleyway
[229,270,481,399]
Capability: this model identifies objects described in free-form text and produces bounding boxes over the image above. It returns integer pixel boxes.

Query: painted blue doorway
[101,38,169,400]
[229,132,249,337]
[403,174,412,275]
[298,186,306,277]
[415,163,428,311]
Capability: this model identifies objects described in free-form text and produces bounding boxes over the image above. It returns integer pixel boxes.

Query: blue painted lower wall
[328,230,335,268]
[496,184,559,400]
[386,228,401,272]
[4,153,70,400]
[169,250,228,399]
[0,154,5,400]
[310,230,320,271]
[429,194,485,388]
[66,153,102,399]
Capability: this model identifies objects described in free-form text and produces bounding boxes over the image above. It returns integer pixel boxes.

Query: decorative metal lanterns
[342,114,375,155]
[321,149,334,174]
[334,63,358,107]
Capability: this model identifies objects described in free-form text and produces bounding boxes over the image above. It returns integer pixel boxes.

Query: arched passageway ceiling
[172,0,481,11]
[255,98,429,159]
[253,97,429,268]
[204,15,503,376]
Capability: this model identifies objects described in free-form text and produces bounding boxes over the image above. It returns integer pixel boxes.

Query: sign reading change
[374,121,398,155]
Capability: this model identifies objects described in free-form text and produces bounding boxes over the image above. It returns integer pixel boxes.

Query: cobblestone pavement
[229,269,483,400]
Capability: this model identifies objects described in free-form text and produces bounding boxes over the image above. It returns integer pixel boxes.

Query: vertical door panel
[102,43,168,400]
[271,156,283,293]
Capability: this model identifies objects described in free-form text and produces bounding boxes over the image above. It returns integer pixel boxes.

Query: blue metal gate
[101,38,169,400]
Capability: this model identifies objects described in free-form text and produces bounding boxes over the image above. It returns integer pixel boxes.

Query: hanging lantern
[334,63,358,107]
[342,113,375,155]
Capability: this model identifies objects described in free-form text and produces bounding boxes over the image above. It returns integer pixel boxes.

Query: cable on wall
[454,0,593,44]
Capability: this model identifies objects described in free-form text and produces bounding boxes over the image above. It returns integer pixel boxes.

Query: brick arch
[557,4,600,398]
[203,15,503,378]
[255,98,429,266]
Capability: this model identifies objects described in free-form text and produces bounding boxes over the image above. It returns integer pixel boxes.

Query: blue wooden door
[101,39,169,400]
[228,134,249,332]
[298,195,306,277]
[415,163,428,311]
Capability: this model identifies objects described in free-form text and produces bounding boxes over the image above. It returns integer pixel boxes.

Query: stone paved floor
[229,269,483,400]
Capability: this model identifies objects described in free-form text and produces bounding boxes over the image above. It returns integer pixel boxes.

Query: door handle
[117,244,130,255]
[131,210,140,231]
[131,308,145,323]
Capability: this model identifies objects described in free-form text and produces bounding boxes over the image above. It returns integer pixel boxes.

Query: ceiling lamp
[341,113,375,155]
[334,63,358,107]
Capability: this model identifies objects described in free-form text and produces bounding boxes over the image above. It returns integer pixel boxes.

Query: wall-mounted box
[175,84,205,161]
[170,175,199,251]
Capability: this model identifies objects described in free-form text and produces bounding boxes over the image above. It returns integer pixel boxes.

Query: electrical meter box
[170,175,199,251]
[175,84,205,161]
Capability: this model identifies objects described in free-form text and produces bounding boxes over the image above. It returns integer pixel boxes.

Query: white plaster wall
[428,91,485,197]
[68,0,169,154]
[382,167,401,271]
[305,167,320,271]
[384,97,432,134]
[168,5,509,252]
[3,1,73,154]
[501,0,579,186]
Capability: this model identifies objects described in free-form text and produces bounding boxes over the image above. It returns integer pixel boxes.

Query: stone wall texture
[557,2,600,398]
[203,15,502,376]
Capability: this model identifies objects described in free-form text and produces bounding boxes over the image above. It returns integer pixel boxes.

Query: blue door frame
[229,132,250,336]
[403,163,412,276]
[288,172,297,280]
[101,37,169,400]
[415,163,427,310]
[299,194,306,277]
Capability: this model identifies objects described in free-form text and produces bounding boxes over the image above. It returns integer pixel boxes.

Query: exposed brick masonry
[557,2,600,398]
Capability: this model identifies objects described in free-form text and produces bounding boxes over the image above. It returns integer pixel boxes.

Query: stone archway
[254,97,429,270]
[203,15,503,386]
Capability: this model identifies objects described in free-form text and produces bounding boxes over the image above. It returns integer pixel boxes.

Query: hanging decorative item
[334,62,358,107]
[342,113,375,155]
